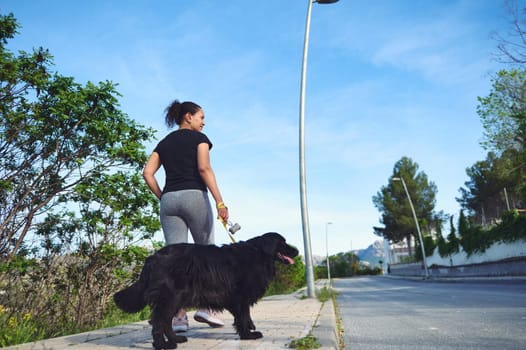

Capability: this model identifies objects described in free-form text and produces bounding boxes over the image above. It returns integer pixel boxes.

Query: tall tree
[0,13,160,335]
[492,0,526,65]
[0,13,158,262]
[474,67,526,209]
[457,152,520,224]
[372,157,438,256]
[483,0,526,205]
[478,69,526,155]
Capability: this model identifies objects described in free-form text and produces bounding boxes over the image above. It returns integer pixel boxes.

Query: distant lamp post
[299,0,340,298]
[325,222,333,285]
[392,176,430,279]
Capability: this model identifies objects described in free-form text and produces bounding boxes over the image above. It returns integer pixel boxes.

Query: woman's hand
[216,202,229,224]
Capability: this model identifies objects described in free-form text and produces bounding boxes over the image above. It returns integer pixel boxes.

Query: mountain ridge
[313,240,384,266]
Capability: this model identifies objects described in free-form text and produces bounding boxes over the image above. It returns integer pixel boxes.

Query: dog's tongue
[278,253,295,264]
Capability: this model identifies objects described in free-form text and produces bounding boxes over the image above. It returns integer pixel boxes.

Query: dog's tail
[113,256,153,313]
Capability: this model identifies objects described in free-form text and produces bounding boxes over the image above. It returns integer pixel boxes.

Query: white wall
[426,240,526,267]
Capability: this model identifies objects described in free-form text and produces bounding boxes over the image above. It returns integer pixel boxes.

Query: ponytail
[164,100,201,128]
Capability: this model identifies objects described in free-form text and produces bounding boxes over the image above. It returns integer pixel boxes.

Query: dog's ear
[253,232,283,256]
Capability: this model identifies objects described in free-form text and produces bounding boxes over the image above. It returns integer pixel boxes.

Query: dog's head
[247,232,299,265]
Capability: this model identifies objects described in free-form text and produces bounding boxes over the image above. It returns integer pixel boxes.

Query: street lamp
[325,222,332,285]
[299,0,340,298]
[392,176,430,279]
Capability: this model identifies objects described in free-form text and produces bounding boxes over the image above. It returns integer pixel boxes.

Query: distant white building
[385,238,413,264]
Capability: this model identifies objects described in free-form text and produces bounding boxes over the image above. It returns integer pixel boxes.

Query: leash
[217,202,241,243]
[218,216,241,243]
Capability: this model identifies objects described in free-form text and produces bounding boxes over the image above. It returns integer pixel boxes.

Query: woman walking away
[143,99,228,332]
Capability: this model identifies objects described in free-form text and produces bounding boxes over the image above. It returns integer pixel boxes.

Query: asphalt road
[333,276,526,350]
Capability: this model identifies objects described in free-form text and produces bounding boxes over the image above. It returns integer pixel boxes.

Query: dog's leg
[162,301,188,347]
[151,305,175,350]
[227,303,254,330]
[248,316,256,330]
[151,303,187,350]
[233,303,262,340]
[164,325,187,348]
[164,319,187,347]
[151,322,172,349]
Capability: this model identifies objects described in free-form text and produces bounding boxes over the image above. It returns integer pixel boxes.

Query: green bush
[493,210,526,242]
[415,235,436,260]
[437,209,526,258]
[356,266,383,276]
[0,244,150,347]
[266,255,306,296]
[288,333,321,350]
[0,306,44,347]
[314,264,329,279]
[99,302,151,330]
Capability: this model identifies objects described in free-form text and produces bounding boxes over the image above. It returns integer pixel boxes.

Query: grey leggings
[160,189,215,245]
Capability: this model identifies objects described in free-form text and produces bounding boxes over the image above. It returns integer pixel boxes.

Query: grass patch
[330,290,345,350]
[288,285,343,350]
[0,309,45,347]
[0,302,151,347]
[316,286,338,302]
[98,303,151,329]
[288,333,321,350]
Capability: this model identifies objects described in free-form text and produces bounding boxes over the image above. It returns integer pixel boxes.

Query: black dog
[113,232,299,350]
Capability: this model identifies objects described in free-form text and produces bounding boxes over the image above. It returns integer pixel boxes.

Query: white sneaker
[194,309,224,327]
[172,315,188,333]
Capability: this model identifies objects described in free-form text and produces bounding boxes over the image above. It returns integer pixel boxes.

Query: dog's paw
[174,335,187,343]
[153,333,176,350]
[152,340,177,350]
[165,334,187,347]
[239,331,263,340]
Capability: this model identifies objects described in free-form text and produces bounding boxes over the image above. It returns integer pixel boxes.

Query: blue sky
[2,0,518,256]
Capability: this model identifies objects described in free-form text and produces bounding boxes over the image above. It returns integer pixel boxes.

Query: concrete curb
[311,296,339,350]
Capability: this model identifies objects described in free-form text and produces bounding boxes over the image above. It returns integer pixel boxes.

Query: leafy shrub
[437,209,526,258]
[356,266,383,276]
[0,306,44,347]
[415,235,436,260]
[288,333,321,350]
[0,245,150,347]
[266,255,306,296]
[493,210,526,242]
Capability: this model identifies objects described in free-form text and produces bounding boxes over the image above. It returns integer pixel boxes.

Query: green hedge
[437,210,526,257]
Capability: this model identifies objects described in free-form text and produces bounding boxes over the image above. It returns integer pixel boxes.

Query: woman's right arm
[143,152,162,199]
[197,143,228,223]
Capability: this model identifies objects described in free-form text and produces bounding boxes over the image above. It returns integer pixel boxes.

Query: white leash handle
[218,217,241,243]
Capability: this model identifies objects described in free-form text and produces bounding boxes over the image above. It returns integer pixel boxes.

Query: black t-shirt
[154,129,213,193]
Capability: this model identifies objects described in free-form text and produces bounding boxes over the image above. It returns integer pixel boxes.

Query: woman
[143,100,228,332]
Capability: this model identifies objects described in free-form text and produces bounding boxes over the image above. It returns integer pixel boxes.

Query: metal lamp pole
[325,222,332,285]
[392,176,430,279]
[299,0,340,298]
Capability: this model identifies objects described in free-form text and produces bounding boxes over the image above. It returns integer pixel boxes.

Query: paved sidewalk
[5,282,339,350]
